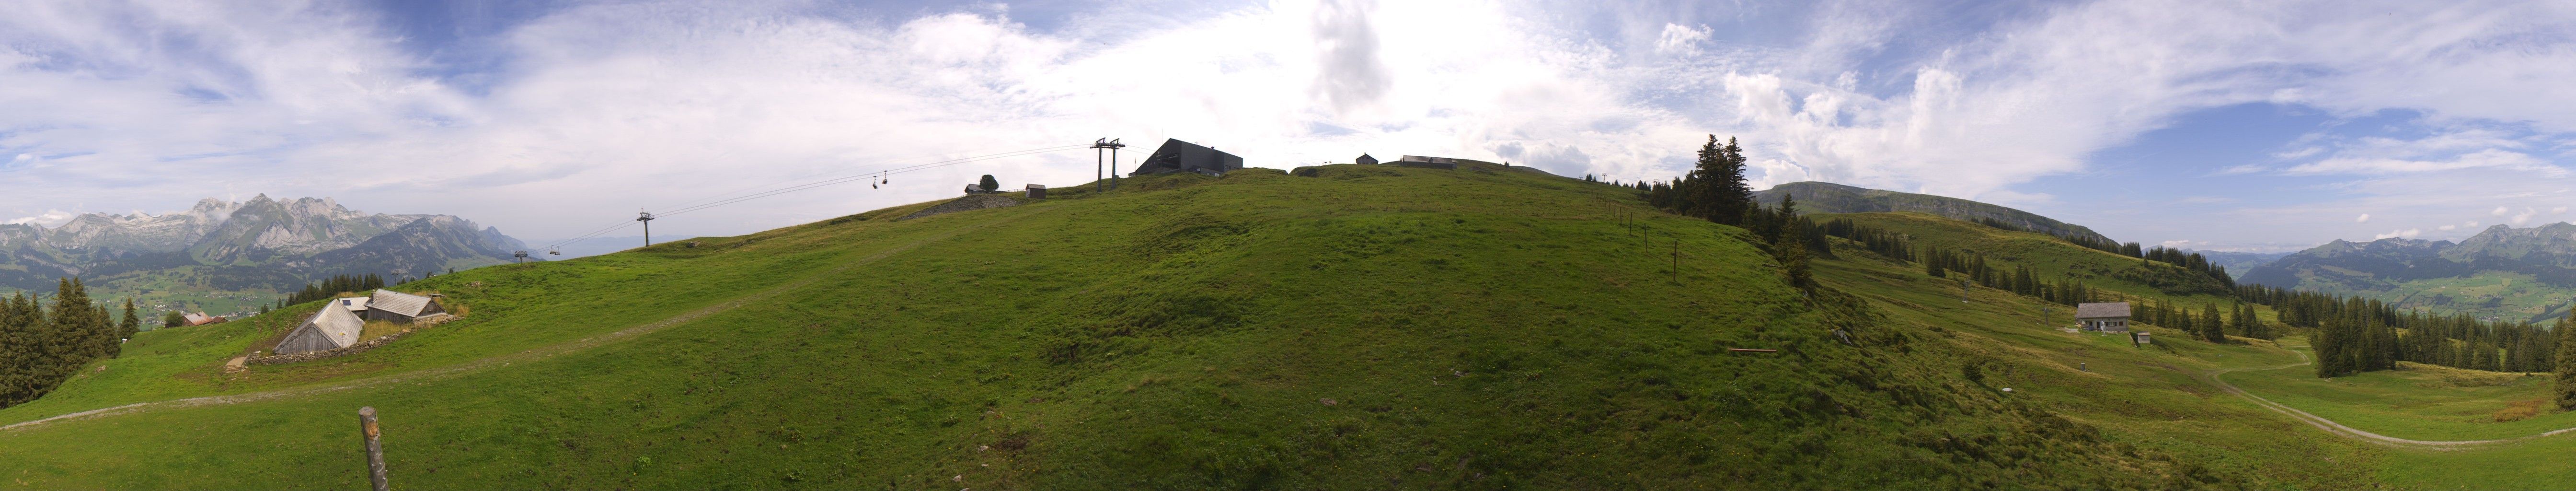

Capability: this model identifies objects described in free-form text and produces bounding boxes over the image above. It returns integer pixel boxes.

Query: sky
[2,0,2573,253]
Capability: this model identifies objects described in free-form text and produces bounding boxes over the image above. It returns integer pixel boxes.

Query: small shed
[2076,302,2132,332]
[1355,153,1379,165]
[2132,331,2154,346]
[364,289,446,324]
[1025,184,1047,199]
[276,304,364,354]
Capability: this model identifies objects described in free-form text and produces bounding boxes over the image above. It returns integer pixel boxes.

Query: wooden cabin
[2076,302,2132,332]
[276,303,363,354]
[363,289,446,324]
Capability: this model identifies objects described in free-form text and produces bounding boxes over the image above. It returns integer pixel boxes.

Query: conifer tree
[1782,236,1812,292]
[118,298,139,342]
[2556,313,2576,410]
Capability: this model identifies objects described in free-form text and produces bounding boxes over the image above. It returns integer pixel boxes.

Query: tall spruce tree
[2556,313,2576,410]
[1685,135,1753,225]
[117,298,139,342]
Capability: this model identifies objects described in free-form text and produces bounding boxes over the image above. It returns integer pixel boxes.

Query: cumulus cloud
[2374,228,2421,240]
[2438,224,2456,231]
[2511,207,2538,225]
[2495,206,2513,216]
[2355,213,2371,223]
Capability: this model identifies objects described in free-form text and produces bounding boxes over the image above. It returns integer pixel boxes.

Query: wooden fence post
[359,407,389,491]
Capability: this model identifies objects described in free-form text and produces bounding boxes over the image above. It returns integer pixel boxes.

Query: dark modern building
[1130,139,1243,176]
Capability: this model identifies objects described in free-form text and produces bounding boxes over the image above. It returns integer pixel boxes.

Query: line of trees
[278,273,388,309]
[1818,218,1916,261]
[0,278,138,409]
[2252,282,2564,376]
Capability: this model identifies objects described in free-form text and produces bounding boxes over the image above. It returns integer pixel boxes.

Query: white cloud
[2438,224,2456,231]
[1654,23,1710,55]
[2511,207,2538,225]
[2355,213,2371,223]
[3,210,74,227]
[2272,146,2324,160]
[2468,221,2481,227]
[2555,206,2570,214]
[2281,148,2561,176]
[0,0,1714,238]
[2374,228,2422,240]
[2495,206,2513,216]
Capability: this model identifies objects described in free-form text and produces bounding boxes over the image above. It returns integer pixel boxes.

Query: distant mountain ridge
[0,195,529,293]
[1753,181,2116,245]
[2242,222,2576,322]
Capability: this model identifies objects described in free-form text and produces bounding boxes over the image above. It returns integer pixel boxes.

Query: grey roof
[338,297,368,311]
[1130,139,1243,176]
[369,289,437,317]
[303,304,364,348]
[2075,302,2132,319]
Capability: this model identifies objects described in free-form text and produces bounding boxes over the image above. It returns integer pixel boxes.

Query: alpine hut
[2076,302,2132,332]
[364,289,447,324]
[275,302,364,354]
[1355,153,1379,165]
[1130,139,1243,177]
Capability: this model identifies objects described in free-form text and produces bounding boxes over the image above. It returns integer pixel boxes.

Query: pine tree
[2556,311,2576,409]
[118,298,139,342]
[1782,237,1812,292]
[978,174,999,192]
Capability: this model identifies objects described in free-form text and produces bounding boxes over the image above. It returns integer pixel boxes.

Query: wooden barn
[2077,302,2132,332]
[1355,153,1379,165]
[275,302,364,354]
[364,289,446,324]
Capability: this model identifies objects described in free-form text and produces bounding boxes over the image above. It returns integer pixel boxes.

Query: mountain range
[2238,222,2576,322]
[0,196,529,308]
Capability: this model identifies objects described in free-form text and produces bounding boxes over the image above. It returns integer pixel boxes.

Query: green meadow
[0,164,2570,489]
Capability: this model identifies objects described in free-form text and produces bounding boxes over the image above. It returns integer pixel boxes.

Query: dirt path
[2206,348,2576,449]
[1,218,1009,433]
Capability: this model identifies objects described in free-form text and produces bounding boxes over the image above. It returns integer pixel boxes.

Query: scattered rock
[1319,397,1339,406]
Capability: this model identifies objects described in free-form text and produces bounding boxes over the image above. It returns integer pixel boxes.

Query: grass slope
[1,164,2199,489]
[1810,213,2576,489]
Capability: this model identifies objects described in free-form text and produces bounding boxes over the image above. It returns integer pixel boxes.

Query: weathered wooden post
[358,407,389,491]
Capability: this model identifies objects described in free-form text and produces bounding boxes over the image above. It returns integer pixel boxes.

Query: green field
[3,164,2571,489]
[0,164,2234,490]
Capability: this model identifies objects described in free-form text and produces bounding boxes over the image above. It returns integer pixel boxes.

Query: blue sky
[3,0,2572,252]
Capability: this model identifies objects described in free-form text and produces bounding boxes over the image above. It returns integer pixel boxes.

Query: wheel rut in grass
[2206,349,2576,449]
[2,217,1013,433]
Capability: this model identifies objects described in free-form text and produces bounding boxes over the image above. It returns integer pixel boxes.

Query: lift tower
[1092,138,1126,192]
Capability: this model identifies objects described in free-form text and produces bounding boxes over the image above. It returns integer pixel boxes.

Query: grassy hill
[0,164,2221,489]
[1805,211,2576,488]
[9,163,2576,489]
